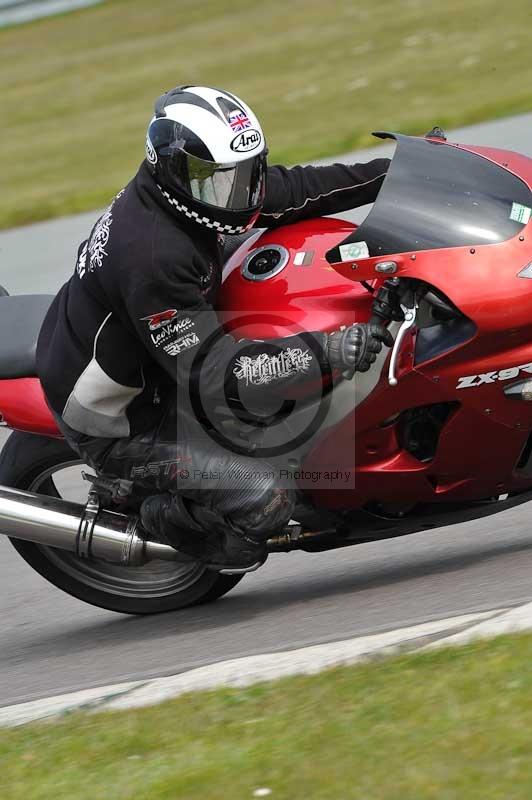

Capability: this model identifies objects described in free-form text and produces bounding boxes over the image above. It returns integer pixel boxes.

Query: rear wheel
[0,432,243,614]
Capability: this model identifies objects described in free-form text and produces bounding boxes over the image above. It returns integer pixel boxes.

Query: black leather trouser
[57,398,296,547]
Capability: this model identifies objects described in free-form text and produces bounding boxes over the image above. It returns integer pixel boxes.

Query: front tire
[0,432,243,614]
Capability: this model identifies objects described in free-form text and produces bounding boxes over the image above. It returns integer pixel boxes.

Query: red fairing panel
[218,142,532,510]
[328,144,532,436]
[310,143,532,508]
[0,378,61,437]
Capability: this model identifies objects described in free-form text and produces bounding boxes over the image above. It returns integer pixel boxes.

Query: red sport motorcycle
[0,129,531,614]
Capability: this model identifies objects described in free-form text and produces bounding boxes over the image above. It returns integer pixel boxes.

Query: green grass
[3,633,532,799]
[1,0,531,230]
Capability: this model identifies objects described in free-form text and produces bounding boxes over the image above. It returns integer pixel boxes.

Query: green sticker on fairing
[339,241,370,261]
[510,202,531,224]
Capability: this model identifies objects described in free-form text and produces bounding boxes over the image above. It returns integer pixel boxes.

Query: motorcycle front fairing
[219,132,532,511]
[309,132,532,509]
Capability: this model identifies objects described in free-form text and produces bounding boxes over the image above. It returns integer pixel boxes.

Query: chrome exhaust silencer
[0,485,178,565]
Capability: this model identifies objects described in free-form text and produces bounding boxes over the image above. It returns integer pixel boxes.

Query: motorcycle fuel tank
[217,218,374,338]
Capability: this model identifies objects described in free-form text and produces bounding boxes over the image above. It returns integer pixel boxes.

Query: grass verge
[2,633,532,798]
[1,0,531,229]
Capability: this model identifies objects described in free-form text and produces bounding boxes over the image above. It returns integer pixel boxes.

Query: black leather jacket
[37,157,389,438]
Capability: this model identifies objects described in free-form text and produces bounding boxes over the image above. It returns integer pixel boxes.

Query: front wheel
[0,432,243,614]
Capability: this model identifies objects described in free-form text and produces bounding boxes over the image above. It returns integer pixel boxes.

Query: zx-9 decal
[456,362,532,389]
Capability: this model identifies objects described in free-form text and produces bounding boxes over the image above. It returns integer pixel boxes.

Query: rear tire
[0,431,243,614]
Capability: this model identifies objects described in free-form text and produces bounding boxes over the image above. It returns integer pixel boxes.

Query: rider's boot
[140,493,268,573]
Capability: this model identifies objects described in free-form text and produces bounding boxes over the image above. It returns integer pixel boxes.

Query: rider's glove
[326,323,393,373]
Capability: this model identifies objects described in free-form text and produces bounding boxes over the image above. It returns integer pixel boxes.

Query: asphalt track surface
[0,113,531,707]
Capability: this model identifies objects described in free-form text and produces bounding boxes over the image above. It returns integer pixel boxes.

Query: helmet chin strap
[157,185,254,235]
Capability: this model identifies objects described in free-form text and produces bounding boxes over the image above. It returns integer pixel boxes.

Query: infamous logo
[145,134,157,165]
[233,348,313,386]
[456,362,532,389]
[228,110,251,132]
[230,129,262,153]
[141,309,179,331]
[188,320,332,459]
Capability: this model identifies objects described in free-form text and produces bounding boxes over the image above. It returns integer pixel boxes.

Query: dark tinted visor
[171,152,267,211]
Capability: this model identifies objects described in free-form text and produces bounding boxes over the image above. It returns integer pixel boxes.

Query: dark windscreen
[327,133,532,261]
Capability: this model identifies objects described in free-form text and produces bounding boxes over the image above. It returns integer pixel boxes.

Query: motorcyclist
[37,85,392,572]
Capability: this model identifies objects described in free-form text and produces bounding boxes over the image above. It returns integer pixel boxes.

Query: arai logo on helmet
[145,135,157,165]
[230,129,262,153]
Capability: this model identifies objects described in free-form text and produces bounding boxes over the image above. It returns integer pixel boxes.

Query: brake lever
[388,301,418,386]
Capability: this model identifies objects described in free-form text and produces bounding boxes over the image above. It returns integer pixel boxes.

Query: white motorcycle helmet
[146,85,268,234]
